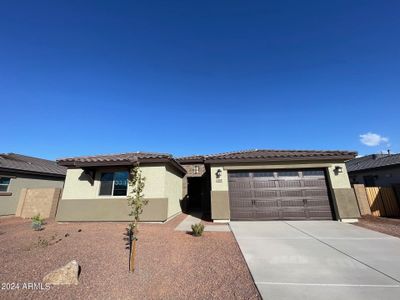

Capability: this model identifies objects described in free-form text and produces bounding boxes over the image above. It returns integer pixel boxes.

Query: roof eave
[58,158,187,175]
[205,155,356,164]
[176,158,205,164]
[139,158,187,175]
[58,160,135,167]
[0,167,66,178]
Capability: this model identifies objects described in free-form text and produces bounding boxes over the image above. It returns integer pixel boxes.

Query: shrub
[191,223,205,237]
[36,236,49,248]
[31,214,45,231]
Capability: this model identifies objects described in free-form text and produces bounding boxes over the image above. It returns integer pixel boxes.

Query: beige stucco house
[57,149,360,222]
[0,153,66,216]
[178,150,360,222]
[57,152,186,222]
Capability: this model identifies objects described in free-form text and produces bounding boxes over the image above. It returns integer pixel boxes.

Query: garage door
[228,169,334,220]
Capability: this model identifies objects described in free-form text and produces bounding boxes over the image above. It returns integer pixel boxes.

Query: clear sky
[1,1,399,160]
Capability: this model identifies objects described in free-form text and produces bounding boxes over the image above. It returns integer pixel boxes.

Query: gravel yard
[355,215,400,238]
[0,214,260,300]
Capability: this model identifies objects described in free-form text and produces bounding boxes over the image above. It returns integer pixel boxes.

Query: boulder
[43,260,79,285]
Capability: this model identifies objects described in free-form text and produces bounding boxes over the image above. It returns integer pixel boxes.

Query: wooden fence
[365,187,400,217]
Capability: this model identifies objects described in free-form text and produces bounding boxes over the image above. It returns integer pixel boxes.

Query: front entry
[228,169,334,220]
[187,177,203,211]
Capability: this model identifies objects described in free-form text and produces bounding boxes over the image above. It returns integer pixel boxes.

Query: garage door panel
[304,190,328,197]
[308,209,334,219]
[281,199,305,207]
[254,200,279,208]
[307,199,331,207]
[278,180,302,188]
[231,210,254,220]
[280,190,303,197]
[304,180,326,187]
[229,182,252,190]
[254,209,280,219]
[228,169,334,221]
[230,198,253,208]
[230,190,252,198]
[254,181,276,188]
[254,190,279,198]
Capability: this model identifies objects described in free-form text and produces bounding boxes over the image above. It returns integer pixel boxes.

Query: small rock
[78,229,82,232]
[65,233,70,237]
[43,260,79,285]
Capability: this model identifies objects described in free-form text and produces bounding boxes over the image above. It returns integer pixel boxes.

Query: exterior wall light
[216,169,222,179]
[334,166,343,174]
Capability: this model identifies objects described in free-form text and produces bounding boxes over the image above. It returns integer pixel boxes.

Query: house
[0,153,66,216]
[56,152,186,222]
[57,149,360,222]
[346,152,400,197]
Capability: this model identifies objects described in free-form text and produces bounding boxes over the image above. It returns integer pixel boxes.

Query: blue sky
[1,1,399,159]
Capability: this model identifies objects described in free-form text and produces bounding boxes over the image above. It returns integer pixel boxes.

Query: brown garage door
[228,169,334,220]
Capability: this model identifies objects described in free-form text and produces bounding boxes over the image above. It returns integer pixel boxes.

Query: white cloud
[359,132,389,147]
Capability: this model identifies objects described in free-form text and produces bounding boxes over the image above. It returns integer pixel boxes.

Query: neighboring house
[57,149,360,222]
[0,153,66,216]
[346,153,400,197]
[56,152,186,222]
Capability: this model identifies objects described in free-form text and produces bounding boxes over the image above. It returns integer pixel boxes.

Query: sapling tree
[127,164,147,272]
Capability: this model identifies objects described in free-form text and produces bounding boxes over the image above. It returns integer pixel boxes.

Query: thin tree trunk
[130,238,136,272]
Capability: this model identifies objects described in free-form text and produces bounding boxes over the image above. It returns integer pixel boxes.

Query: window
[302,170,324,177]
[193,165,199,174]
[253,172,274,177]
[0,177,11,192]
[278,171,299,177]
[229,172,250,178]
[99,171,129,196]
[113,172,129,196]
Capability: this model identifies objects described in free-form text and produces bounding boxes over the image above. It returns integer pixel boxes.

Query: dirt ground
[0,214,260,300]
[355,215,400,238]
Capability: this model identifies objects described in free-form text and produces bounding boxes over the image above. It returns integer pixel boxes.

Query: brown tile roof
[0,153,66,177]
[57,152,186,174]
[177,149,357,164]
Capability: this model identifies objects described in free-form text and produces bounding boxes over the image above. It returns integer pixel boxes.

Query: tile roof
[177,149,357,163]
[57,152,186,174]
[0,153,66,177]
[346,153,400,172]
[58,152,172,164]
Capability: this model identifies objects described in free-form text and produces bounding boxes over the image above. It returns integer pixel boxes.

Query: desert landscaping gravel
[355,215,400,238]
[0,214,260,300]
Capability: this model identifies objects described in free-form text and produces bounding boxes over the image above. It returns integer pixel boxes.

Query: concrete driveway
[230,221,400,300]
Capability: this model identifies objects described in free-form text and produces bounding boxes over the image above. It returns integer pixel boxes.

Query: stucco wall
[61,165,165,200]
[209,161,354,221]
[325,164,360,219]
[57,164,180,221]
[327,163,351,188]
[165,166,183,218]
[56,198,169,222]
[0,173,64,216]
[211,191,230,220]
